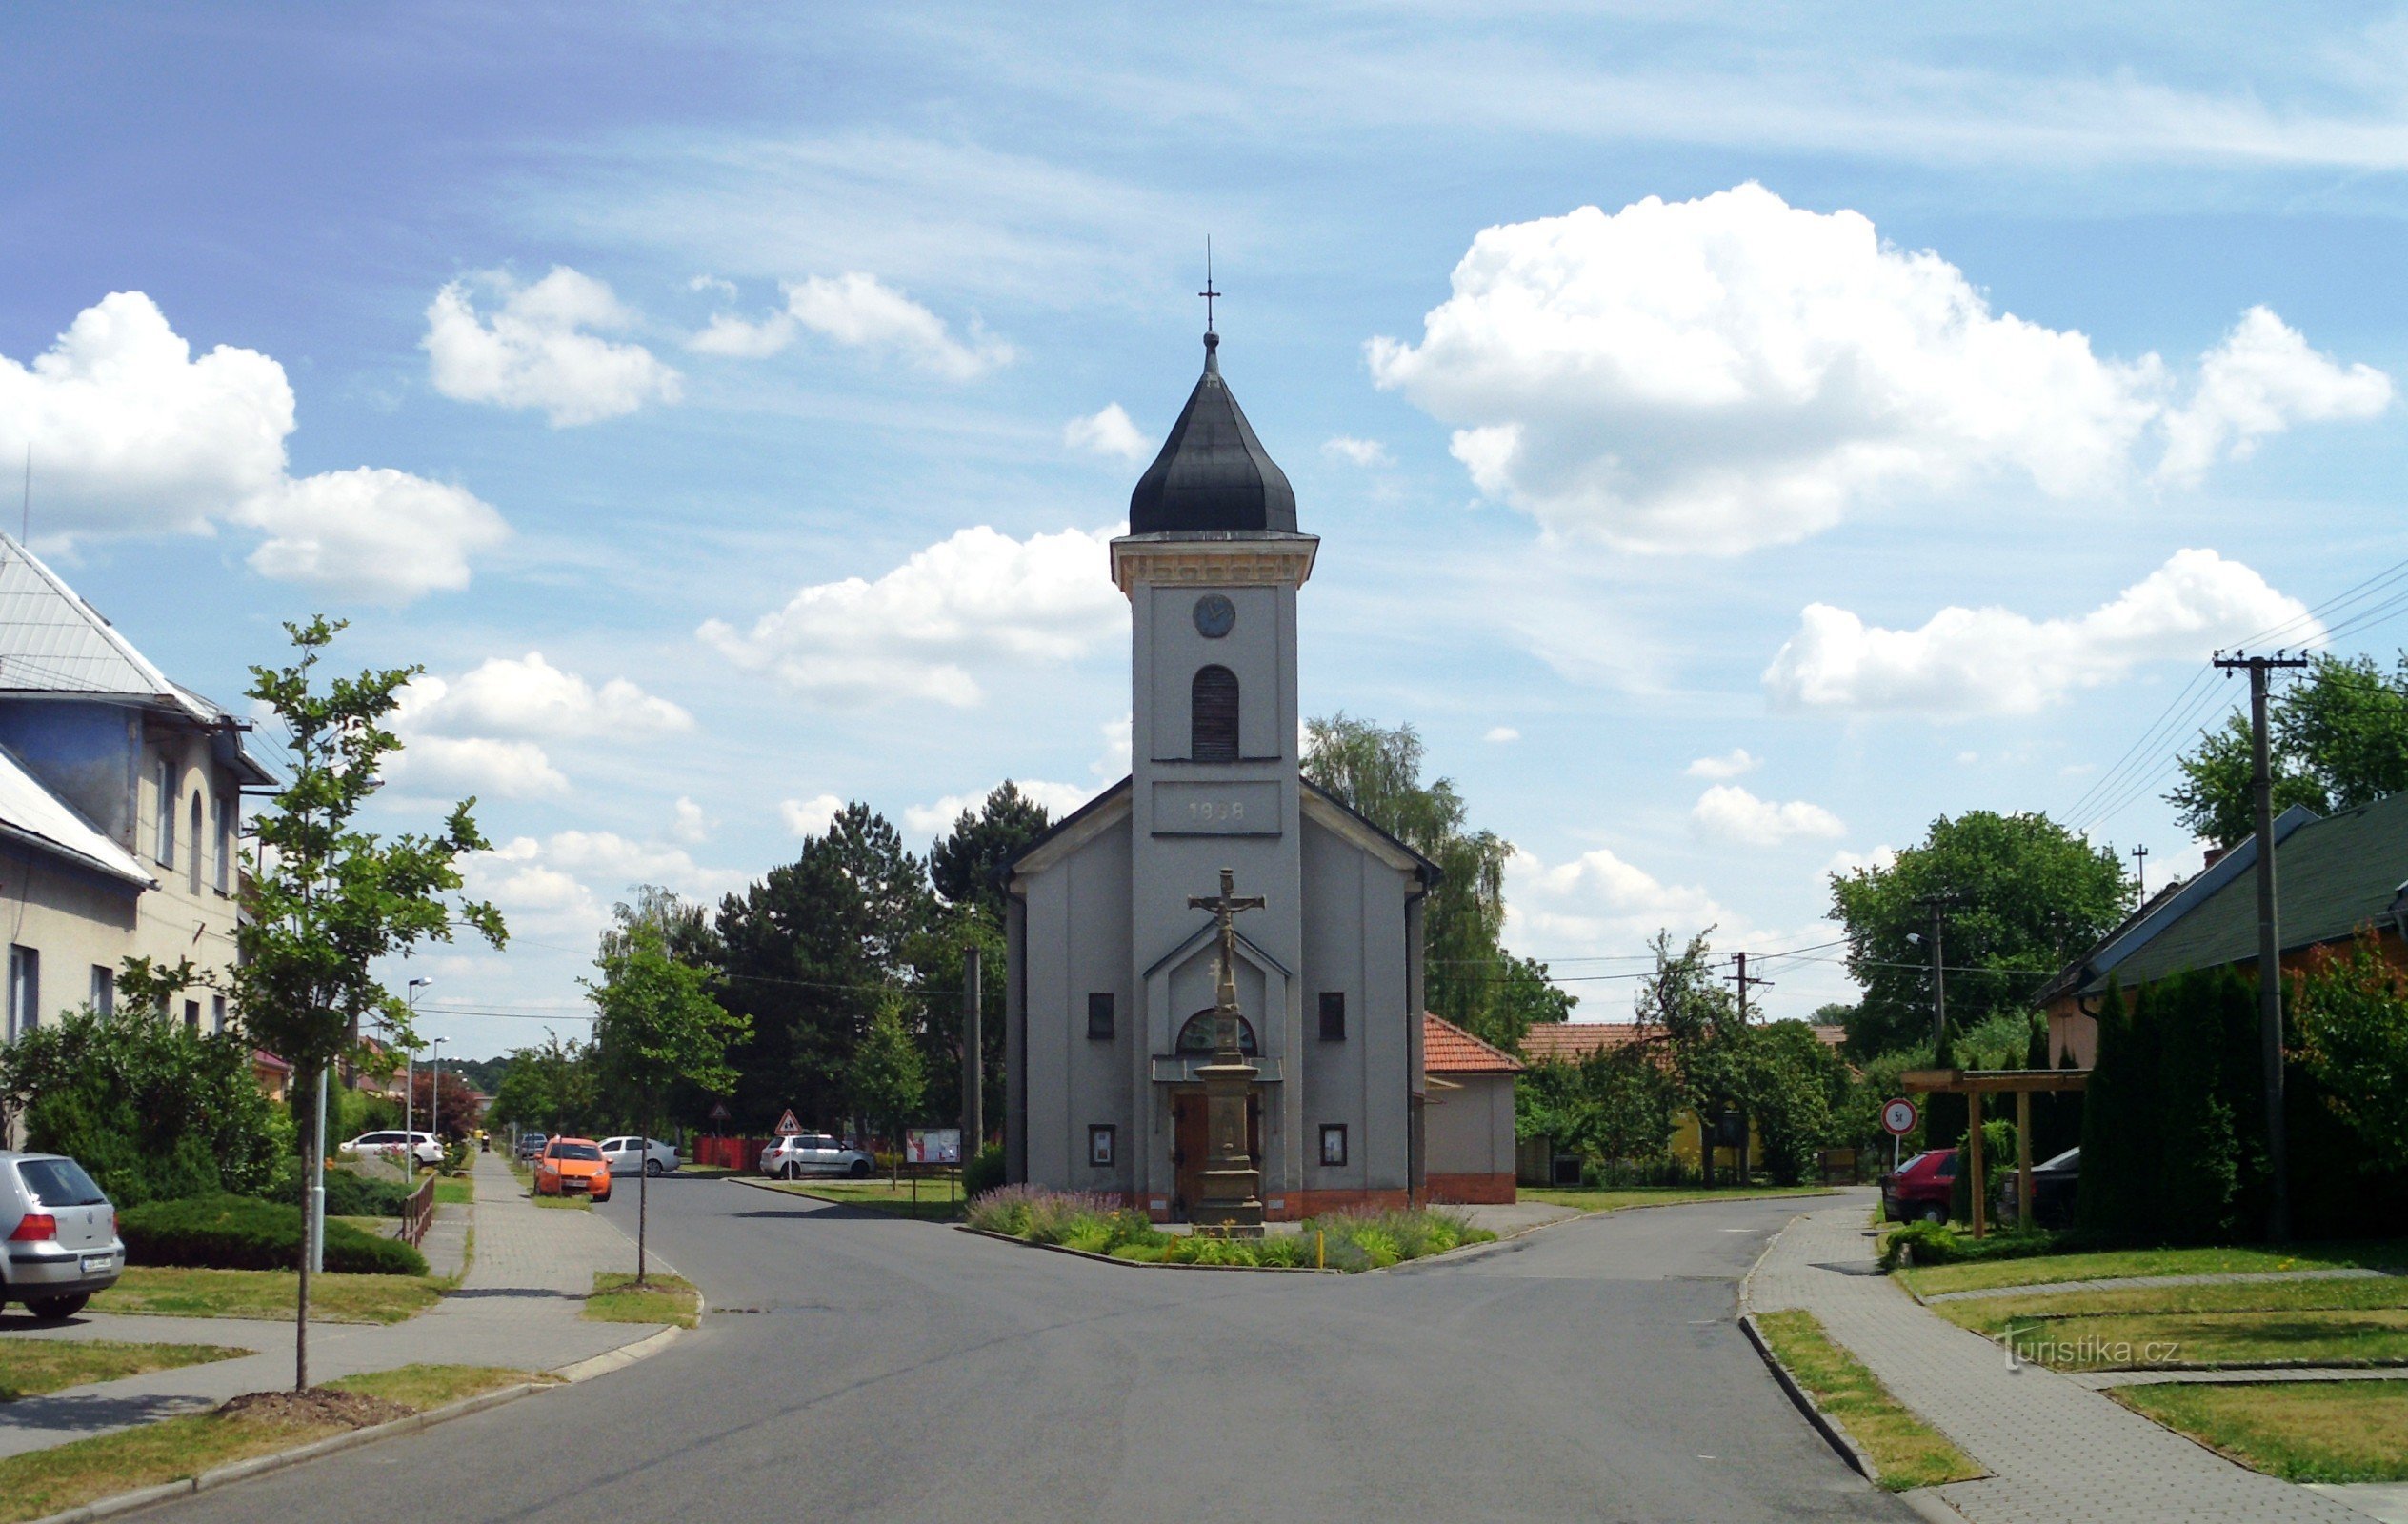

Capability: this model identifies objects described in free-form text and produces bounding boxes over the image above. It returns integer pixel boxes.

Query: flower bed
[961,1185,1495,1271]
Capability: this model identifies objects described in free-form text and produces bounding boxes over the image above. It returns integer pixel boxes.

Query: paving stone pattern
[1749,1197,2375,1524]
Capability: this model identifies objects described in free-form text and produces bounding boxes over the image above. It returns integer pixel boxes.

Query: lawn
[583,1273,700,1329]
[433,1177,473,1206]
[0,1363,541,1524]
[763,1176,963,1220]
[1752,1309,1984,1491]
[0,1339,246,1400]
[1898,1240,2408,1299]
[1935,1276,2408,1370]
[2115,1381,2408,1483]
[89,1267,444,1325]
[1523,1184,1839,1213]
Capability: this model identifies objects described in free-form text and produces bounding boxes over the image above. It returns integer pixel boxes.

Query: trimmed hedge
[1878,1220,2062,1271]
[120,1194,428,1276]
[275,1170,415,1219]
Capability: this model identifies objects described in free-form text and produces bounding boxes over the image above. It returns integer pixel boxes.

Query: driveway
[145,1179,1912,1523]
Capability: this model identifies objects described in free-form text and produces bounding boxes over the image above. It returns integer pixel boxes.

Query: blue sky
[6,4,2407,1056]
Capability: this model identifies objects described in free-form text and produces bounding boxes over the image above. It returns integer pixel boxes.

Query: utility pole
[960,944,982,1168]
[1725,952,1774,1184]
[2216,650,2309,1243]
[1915,892,1965,1053]
[2130,844,2150,904]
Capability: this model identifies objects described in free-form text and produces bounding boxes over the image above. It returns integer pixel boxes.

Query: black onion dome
[1128,333,1297,534]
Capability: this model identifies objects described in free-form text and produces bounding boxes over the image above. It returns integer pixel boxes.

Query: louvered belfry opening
[1192,665,1239,761]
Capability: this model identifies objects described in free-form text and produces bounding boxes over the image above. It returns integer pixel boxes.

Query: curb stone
[1738,1311,1883,1483]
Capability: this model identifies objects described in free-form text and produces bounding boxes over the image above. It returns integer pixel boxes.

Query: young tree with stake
[231,617,505,1391]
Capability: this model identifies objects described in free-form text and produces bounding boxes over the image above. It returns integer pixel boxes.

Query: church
[1001,324,1455,1222]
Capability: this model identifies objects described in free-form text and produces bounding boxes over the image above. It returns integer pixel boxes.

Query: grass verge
[89,1267,443,1325]
[0,1339,247,1401]
[1753,1309,1984,1492]
[1937,1277,2408,1370]
[764,1177,962,1220]
[1523,1184,1839,1213]
[0,1363,541,1524]
[1898,1239,2408,1298]
[2114,1381,2408,1483]
[583,1273,699,1328]
[433,1177,473,1207]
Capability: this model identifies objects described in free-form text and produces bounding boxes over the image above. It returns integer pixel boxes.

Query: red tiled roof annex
[1422,1013,1524,1074]
[1516,1022,1849,1065]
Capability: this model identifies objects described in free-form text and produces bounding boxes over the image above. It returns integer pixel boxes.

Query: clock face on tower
[1193,593,1235,639]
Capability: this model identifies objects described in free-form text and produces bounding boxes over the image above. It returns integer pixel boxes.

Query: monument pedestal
[1192,1057,1263,1237]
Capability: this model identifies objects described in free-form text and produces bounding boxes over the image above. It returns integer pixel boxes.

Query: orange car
[534,1137,612,1202]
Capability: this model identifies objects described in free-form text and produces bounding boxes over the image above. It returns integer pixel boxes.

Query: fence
[691,1136,770,1173]
[400,1173,436,1247]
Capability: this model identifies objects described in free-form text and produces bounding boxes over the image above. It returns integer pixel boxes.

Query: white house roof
[0,533,220,721]
[0,742,153,889]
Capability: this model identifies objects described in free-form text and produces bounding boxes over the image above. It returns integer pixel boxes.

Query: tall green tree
[1635,930,1745,1186]
[1829,811,2127,1058]
[2296,932,2408,1173]
[929,782,1053,922]
[485,1033,599,1137]
[2169,653,2408,845]
[1302,713,1574,1049]
[591,899,748,1283]
[231,616,504,1390]
[850,996,927,1180]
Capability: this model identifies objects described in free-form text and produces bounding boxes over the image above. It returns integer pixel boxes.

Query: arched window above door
[1176,1009,1258,1055]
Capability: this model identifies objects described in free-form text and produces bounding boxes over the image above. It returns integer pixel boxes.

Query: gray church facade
[1003,331,1440,1221]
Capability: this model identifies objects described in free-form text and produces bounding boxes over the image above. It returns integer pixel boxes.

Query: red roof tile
[1423,1013,1524,1073]
[1516,1021,1847,1064]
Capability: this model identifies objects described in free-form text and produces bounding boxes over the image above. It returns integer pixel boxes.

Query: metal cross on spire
[1198,236,1220,335]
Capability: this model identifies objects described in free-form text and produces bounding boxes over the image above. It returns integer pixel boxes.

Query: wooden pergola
[1899,1068,2090,1238]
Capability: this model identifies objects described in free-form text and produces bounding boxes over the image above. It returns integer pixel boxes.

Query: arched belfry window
[1177,1009,1259,1055]
[1192,665,1239,761]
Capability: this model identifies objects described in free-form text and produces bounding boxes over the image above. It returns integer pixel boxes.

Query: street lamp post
[430,1036,448,1170]
[405,978,431,1158]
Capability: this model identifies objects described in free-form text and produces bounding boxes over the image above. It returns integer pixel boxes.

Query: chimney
[2202,844,2228,870]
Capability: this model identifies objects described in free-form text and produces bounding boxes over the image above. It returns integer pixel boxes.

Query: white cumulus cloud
[424,267,681,427]
[1484,726,1521,743]
[671,796,711,845]
[1504,844,1729,954]
[1763,548,2313,716]
[1826,845,1899,879]
[402,652,691,740]
[1692,784,1846,846]
[0,291,508,600]
[386,735,570,801]
[2157,306,2392,485]
[1686,748,1762,779]
[699,524,1123,706]
[1323,436,1394,468]
[690,274,1011,380]
[780,794,845,837]
[467,832,743,939]
[1369,185,2382,553]
[1065,403,1149,460]
[904,779,1094,839]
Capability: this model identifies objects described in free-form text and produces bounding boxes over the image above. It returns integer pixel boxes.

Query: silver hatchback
[0,1153,122,1319]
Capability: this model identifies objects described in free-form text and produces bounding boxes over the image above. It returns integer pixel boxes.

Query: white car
[340,1130,442,1168]
[760,1133,872,1180]
[597,1136,680,1177]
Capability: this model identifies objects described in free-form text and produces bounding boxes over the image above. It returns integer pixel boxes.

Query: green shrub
[1878,1219,2061,1272]
[120,1194,428,1276]
[275,1170,415,1218]
[1108,1241,1168,1263]
[1254,1235,1310,1268]
[962,1143,1005,1199]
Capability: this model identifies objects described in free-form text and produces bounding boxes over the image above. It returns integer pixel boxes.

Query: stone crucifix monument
[1189,867,1266,1236]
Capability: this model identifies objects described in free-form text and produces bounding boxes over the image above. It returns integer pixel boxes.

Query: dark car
[1997,1146,2078,1229]
[1880,1148,1956,1223]
[513,1133,549,1161]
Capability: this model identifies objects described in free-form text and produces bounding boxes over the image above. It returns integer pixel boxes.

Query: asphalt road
[150,1180,1913,1523]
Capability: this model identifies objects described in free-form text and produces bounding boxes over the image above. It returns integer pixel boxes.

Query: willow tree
[232,617,505,1390]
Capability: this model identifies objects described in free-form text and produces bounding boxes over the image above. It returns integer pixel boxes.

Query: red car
[1880,1148,1956,1223]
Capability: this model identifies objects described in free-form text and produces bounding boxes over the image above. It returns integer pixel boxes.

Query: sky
[5,3,2407,1058]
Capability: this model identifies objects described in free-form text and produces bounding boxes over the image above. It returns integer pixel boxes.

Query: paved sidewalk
[1748,1195,2373,1524]
[1925,1267,2396,1303]
[0,1151,674,1459]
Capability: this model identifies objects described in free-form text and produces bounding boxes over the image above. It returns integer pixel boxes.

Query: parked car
[1997,1146,2079,1229]
[513,1133,550,1161]
[597,1137,679,1177]
[1879,1148,1957,1223]
[0,1153,123,1319]
[339,1130,442,1168]
[533,1138,613,1202]
[759,1133,873,1180]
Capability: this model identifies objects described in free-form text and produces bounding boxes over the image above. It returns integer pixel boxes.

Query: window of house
[89,965,112,1017]
[1088,1124,1116,1168]
[211,994,227,1034]
[1087,993,1114,1039]
[154,759,175,868]
[188,792,203,894]
[214,794,233,893]
[1320,1124,1348,1168]
[183,1000,201,1033]
[1191,665,1239,761]
[1318,991,1346,1041]
[8,947,37,1041]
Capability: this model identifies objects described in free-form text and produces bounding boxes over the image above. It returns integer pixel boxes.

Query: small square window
[1318,991,1346,1041]
[1319,1124,1348,1168]
[1087,992,1114,1039]
[1088,1124,1116,1168]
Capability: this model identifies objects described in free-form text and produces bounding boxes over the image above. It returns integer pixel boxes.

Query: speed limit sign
[1880,1097,1920,1137]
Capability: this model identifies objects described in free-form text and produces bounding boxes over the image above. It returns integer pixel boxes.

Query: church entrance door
[1170,1090,1260,1220]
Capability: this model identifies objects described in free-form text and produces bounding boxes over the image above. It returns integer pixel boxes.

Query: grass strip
[1522,1184,1837,1213]
[1937,1278,2408,1369]
[0,1363,540,1524]
[765,1178,962,1220]
[1900,1240,2408,1298]
[89,1267,443,1325]
[583,1273,699,1329]
[0,1339,247,1401]
[1753,1309,1984,1492]
[2114,1380,2408,1483]
[433,1177,473,1206]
